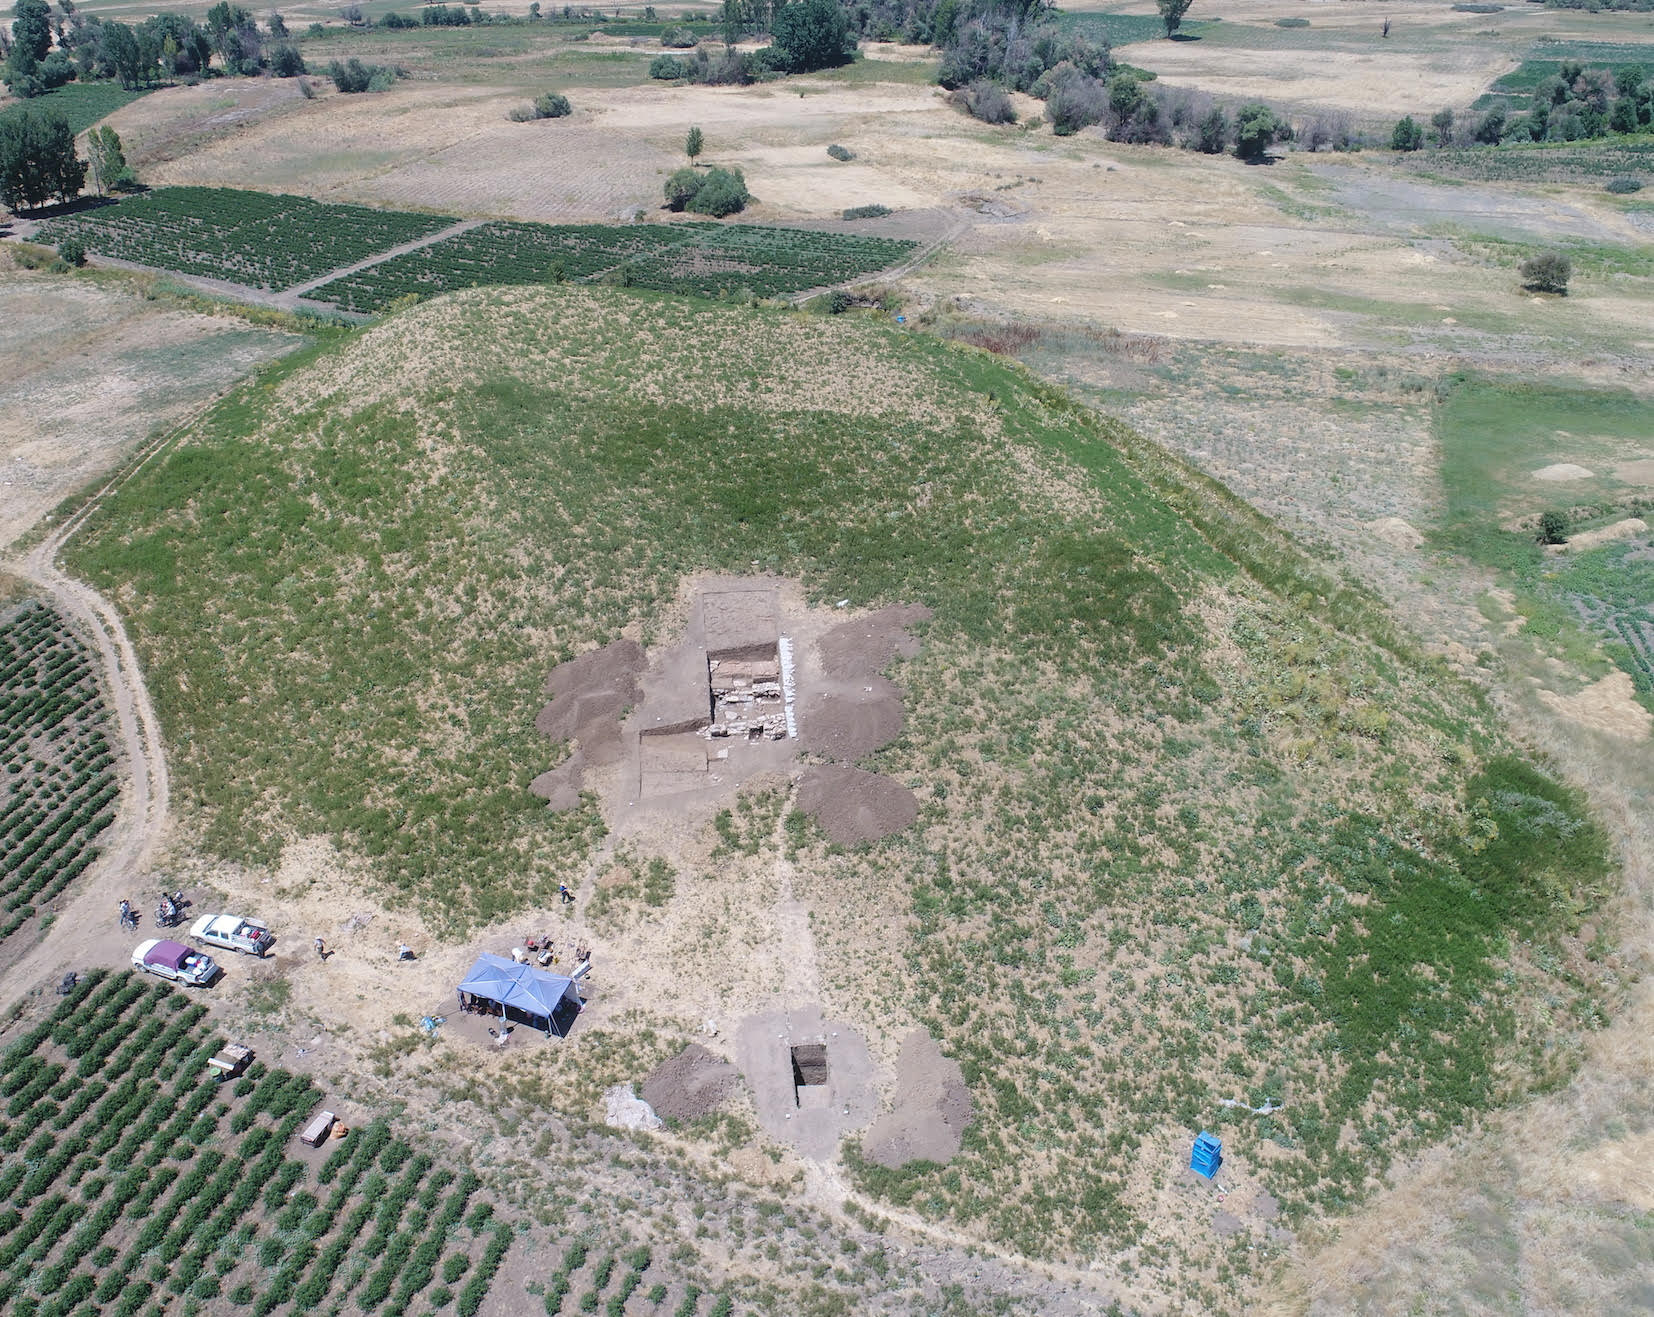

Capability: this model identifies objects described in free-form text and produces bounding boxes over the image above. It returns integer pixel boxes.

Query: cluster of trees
[326,56,394,93]
[3,0,303,99]
[0,101,83,209]
[648,0,852,84]
[662,127,750,214]
[1391,63,1653,151]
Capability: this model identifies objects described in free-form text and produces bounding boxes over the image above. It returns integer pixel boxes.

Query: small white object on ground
[604,1084,664,1132]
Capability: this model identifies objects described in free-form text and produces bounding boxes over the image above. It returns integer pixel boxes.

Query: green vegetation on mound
[0,600,117,948]
[68,288,1613,1291]
[0,970,506,1314]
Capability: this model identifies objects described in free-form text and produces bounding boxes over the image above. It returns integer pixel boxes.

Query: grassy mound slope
[68,287,1612,1292]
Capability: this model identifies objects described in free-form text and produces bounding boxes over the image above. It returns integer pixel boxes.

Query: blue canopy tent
[456,953,583,1037]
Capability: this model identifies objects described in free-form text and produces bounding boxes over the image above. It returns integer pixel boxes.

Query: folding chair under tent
[456,953,583,1036]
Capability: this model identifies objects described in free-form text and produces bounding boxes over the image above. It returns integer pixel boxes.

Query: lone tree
[1234,103,1284,161]
[1520,250,1572,295]
[685,125,703,162]
[1390,115,1424,151]
[1538,510,1570,545]
[87,125,132,196]
[0,104,86,211]
[768,0,853,73]
[1157,0,1194,38]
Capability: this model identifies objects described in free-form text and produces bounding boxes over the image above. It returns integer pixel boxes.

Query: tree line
[1390,62,1653,151]
[3,0,304,99]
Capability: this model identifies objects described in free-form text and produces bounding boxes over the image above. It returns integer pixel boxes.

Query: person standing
[314,936,326,960]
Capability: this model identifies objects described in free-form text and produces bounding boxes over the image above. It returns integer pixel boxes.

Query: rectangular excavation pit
[790,1043,829,1109]
[707,643,785,742]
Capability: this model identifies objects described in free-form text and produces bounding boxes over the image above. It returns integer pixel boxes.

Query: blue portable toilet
[1191,1132,1222,1179]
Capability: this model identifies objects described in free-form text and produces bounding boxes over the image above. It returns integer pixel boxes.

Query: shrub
[1390,114,1425,151]
[327,58,395,93]
[660,25,697,47]
[684,166,749,217]
[1520,250,1571,294]
[1235,103,1286,159]
[649,54,684,79]
[955,79,1016,125]
[1274,15,1309,26]
[826,143,854,161]
[510,92,572,121]
[1605,176,1643,194]
[57,236,86,267]
[663,167,702,211]
[1538,510,1570,545]
[842,203,891,220]
[270,43,306,77]
[1192,105,1228,153]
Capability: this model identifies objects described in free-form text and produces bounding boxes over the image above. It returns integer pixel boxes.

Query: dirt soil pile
[796,765,918,847]
[796,603,930,841]
[641,1042,743,1121]
[531,638,646,810]
[862,1029,973,1168]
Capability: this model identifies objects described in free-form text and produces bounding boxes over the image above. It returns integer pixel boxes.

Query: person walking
[559,883,573,905]
[314,936,326,961]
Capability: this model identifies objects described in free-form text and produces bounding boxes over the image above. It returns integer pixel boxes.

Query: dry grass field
[5,0,1654,1312]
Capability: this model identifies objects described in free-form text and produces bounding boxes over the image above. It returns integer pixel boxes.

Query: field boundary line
[286,216,486,299]
[786,211,967,306]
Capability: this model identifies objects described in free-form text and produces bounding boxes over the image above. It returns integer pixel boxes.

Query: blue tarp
[456,954,583,1036]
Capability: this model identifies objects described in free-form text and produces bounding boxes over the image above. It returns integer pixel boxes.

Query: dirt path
[770,785,821,1011]
[0,420,178,1010]
[282,217,487,299]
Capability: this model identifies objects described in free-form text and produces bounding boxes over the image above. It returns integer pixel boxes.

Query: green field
[0,969,511,1315]
[1397,137,1654,184]
[64,285,1614,1293]
[0,602,117,950]
[35,187,917,307]
[1435,375,1654,707]
[313,220,918,310]
[36,188,458,292]
[29,80,154,134]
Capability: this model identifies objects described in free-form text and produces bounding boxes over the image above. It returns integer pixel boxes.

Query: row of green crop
[0,971,514,1316]
[36,186,456,291]
[0,602,117,950]
[312,219,917,311]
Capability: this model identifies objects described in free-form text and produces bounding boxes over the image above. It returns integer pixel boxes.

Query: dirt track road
[1,427,174,1010]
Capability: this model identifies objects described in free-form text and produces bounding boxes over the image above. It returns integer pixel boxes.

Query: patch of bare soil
[1534,462,1595,482]
[796,765,918,847]
[641,1041,743,1121]
[801,603,930,761]
[1537,671,1653,741]
[530,638,645,810]
[861,1028,972,1168]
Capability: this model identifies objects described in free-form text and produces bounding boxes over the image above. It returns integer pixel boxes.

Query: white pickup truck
[190,914,274,958]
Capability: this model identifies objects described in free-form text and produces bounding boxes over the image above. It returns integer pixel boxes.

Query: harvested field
[0,273,302,553]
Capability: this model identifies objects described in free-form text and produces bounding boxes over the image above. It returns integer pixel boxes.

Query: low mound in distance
[68,285,1613,1299]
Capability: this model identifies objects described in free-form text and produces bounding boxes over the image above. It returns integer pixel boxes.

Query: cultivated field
[0,602,116,962]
